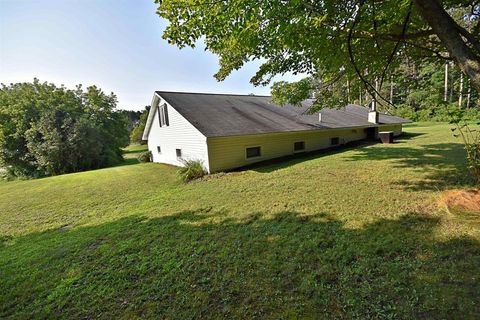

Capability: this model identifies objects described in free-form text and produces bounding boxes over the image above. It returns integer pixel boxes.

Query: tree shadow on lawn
[115,157,141,167]
[347,142,474,191]
[1,210,479,318]
[248,131,425,174]
[122,147,148,155]
[114,149,149,168]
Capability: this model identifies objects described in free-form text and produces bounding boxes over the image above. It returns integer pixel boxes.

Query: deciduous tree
[156,0,480,107]
[0,80,129,178]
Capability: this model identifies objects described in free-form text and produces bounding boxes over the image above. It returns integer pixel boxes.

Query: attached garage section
[207,127,369,172]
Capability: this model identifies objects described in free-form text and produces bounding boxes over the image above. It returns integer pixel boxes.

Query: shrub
[392,105,418,121]
[450,108,480,184]
[392,103,480,123]
[464,142,480,183]
[177,159,207,182]
[137,151,152,163]
[463,107,480,121]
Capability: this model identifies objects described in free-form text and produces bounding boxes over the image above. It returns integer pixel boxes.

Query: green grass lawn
[1,123,479,318]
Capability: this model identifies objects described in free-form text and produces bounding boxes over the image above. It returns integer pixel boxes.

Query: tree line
[0,80,130,178]
[272,58,480,121]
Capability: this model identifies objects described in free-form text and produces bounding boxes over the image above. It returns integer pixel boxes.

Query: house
[142,91,409,172]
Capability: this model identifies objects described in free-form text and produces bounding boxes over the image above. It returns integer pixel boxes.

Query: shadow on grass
[107,157,141,169]
[392,131,425,142]
[1,210,479,318]
[113,147,149,168]
[117,157,141,167]
[247,132,424,174]
[122,146,148,155]
[247,140,376,174]
[348,142,473,191]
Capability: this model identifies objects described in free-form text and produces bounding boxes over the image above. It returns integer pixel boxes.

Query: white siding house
[143,91,409,173]
[143,94,210,170]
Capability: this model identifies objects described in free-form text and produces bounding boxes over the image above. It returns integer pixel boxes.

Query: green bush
[465,142,480,184]
[463,107,480,121]
[393,105,418,121]
[137,151,152,163]
[392,103,480,123]
[449,108,480,184]
[177,159,207,182]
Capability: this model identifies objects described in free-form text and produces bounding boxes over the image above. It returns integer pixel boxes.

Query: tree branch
[379,1,413,90]
[347,0,398,110]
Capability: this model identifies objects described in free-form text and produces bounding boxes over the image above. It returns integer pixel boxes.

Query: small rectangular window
[176,149,182,158]
[331,137,340,146]
[294,141,305,152]
[246,146,261,158]
[157,146,161,153]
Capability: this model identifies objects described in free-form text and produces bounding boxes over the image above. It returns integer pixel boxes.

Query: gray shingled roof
[156,91,409,137]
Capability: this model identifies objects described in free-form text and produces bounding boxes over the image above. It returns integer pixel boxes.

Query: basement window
[157,146,161,153]
[294,141,305,152]
[176,149,182,158]
[246,146,261,159]
[331,137,340,146]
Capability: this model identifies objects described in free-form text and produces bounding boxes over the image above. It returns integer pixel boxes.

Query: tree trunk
[444,63,448,102]
[359,84,362,105]
[346,78,351,103]
[459,73,464,108]
[413,0,480,91]
[450,68,454,103]
[390,76,394,104]
[371,78,378,111]
[467,79,471,108]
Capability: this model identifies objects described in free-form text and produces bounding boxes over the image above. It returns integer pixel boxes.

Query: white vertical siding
[147,97,209,171]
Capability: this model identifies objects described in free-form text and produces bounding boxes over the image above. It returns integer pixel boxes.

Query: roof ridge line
[156,91,272,98]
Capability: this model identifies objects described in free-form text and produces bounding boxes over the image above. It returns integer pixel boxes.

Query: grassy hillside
[1,123,479,318]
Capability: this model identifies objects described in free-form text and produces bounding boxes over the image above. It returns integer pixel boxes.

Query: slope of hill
[1,123,479,318]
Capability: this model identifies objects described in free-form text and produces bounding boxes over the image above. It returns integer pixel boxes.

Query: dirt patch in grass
[440,189,480,213]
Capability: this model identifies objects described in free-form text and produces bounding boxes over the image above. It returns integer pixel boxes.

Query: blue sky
[0,0,301,110]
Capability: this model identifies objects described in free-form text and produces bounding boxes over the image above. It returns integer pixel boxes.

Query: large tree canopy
[156,0,480,107]
[0,80,129,178]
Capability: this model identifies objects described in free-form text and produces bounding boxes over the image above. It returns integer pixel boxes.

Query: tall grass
[177,159,207,182]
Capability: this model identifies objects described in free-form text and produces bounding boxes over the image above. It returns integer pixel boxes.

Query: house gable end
[142,93,207,141]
